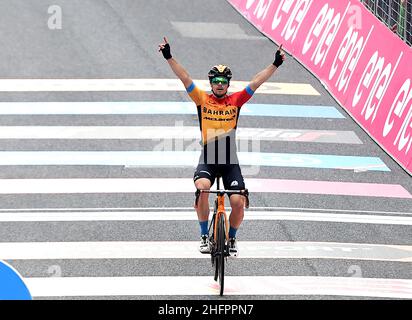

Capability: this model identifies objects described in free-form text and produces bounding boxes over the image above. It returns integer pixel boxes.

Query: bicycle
[195,175,249,296]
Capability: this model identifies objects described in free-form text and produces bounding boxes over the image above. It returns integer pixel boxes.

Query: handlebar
[195,188,249,209]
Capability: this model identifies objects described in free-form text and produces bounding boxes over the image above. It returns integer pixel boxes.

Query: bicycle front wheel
[217,213,226,296]
[210,214,218,281]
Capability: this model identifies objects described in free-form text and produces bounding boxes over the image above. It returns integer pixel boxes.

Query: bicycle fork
[214,195,229,243]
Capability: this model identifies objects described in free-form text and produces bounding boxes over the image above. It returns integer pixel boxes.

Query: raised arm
[158,37,193,89]
[248,44,286,92]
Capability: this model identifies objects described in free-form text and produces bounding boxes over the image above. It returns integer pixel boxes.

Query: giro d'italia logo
[0,260,32,300]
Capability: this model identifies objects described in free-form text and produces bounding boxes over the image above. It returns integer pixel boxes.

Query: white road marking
[0,151,390,172]
[171,21,266,40]
[0,178,408,198]
[1,241,411,261]
[0,101,338,117]
[170,21,267,40]
[250,207,412,216]
[0,210,411,225]
[0,79,320,95]
[0,207,409,216]
[0,126,361,143]
[24,276,412,298]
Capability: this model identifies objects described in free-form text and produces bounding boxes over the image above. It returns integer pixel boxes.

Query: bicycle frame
[213,179,229,242]
[195,177,249,245]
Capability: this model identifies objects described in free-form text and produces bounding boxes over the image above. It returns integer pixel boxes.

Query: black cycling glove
[161,43,172,60]
[273,49,284,67]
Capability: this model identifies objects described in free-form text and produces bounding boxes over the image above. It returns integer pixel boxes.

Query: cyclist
[158,37,285,256]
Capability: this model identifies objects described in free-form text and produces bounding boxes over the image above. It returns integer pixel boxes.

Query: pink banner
[228,0,412,174]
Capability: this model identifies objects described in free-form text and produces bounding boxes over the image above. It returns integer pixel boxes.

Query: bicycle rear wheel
[217,213,226,296]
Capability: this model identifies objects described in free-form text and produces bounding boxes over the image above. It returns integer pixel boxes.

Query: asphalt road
[0,0,411,300]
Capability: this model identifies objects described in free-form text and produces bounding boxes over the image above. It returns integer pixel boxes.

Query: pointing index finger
[163,36,168,44]
[278,44,283,51]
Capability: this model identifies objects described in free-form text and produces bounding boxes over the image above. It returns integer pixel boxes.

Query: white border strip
[0,178,408,198]
[0,206,410,216]
[0,210,411,225]
[0,79,320,95]
[0,126,361,143]
[24,276,412,298]
[2,241,411,261]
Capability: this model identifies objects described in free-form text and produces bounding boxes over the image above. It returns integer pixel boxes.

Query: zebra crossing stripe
[0,151,389,171]
[0,126,361,144]
[1,241,411,261]
[0,210,410,225]
[0,101,341,118]
[0,79,320,95]
[23,276,412,298]
[0,178,409,198]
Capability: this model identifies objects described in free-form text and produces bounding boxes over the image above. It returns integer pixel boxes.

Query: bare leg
[228,194,245,229]
[194,178,212,222]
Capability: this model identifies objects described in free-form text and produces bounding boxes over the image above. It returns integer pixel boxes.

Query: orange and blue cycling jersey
[186,82,254,146]
[186,82,254,165]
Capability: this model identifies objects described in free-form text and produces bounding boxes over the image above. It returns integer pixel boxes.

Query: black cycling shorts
[193,163,245,192]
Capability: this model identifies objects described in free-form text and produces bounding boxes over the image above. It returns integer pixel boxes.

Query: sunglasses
[211,77,229,85]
